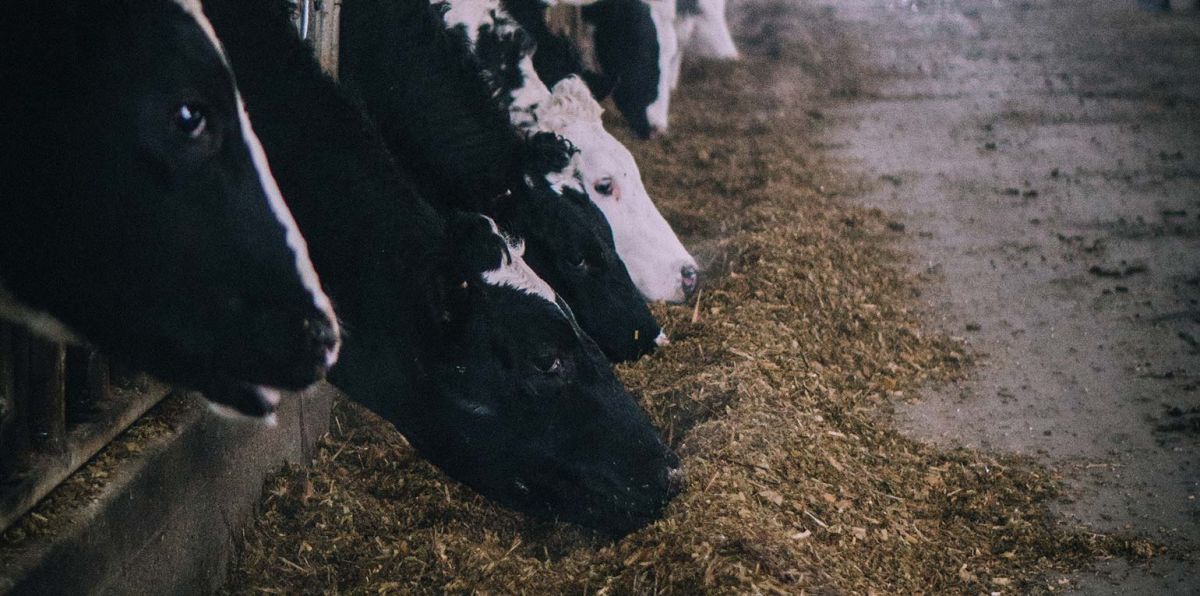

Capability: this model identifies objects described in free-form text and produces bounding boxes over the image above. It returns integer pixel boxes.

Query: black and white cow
[580,0,678,138]
[339,0,664,362]
[442,0,701,303]
[204,0,682,534]
[0,0,341,417]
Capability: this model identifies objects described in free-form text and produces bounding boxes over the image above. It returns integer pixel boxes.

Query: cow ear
[523,131,575,174]
[582,70,616,100]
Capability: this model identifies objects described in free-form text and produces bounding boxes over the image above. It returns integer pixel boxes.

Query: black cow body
[204,0,680,534]
[0,0,340,416]
[339,0,661,362]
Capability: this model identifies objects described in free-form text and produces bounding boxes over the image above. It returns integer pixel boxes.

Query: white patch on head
[644,0,678,133]
[169,0,225,55]
[479,218,558,304]
[538,77,698,303]
[234,96,342,368]
[443,0,553,130]
[442,0,496,45]
[509,55,553,129]
[171,0,341,367]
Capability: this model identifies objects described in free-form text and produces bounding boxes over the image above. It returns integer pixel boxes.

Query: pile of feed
[222,1,1156,592]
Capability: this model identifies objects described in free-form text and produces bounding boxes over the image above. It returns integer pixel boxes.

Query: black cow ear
[581,71,616,100]
[523,131,575,174]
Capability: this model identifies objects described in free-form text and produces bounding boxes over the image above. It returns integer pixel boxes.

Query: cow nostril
[680,266,700,296]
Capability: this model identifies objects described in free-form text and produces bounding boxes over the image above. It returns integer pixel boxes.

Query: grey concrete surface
[801,0,1199,591]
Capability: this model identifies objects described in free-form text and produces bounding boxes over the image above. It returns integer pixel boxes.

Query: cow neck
[340,0,527,212]
[204,0,446,417]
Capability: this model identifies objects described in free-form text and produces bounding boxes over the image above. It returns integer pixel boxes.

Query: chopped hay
[221,1,1159,593]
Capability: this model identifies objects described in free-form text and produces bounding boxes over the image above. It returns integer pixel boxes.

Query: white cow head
[537,77,699,303]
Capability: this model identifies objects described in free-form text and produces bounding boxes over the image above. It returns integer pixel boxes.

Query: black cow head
[0,0,340,416]
[410,212,681,535]
[497,133,663,362]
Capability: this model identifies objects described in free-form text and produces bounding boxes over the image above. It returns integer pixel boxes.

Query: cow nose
[303,315,341,370]
[681,266,700,297]
[646,126,664,140]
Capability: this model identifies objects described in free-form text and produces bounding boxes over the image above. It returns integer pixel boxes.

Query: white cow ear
[537,76,605,131]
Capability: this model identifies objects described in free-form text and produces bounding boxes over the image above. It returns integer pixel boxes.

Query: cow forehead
[481,238,558,304]
[444,0,521,45]
[568,126,637,178]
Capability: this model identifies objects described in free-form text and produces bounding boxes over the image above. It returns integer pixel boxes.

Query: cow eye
[174,103,208,139]
[592,178,614,196]
[535,357,562,375]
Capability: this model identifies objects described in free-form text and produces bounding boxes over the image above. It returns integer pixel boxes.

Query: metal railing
[0,324,168,532]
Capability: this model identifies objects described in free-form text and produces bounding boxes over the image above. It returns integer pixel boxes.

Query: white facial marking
[655,331,670,347]
[510,55,552,129]
[479,218,558,304]
[235,96,342,367]
[442,0,551,129]
[171,0,341,366]
[644,0,678,133]
[442,0,495,45]
[539,78,699,303]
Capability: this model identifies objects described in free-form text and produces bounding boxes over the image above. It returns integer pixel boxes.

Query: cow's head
[0,0,340,416]
[409,213,682,535]
[583,0,678,138]
[495,132,663,362]
[537,77,699,304]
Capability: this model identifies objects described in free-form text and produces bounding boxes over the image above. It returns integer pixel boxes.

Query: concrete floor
[804,0,1199,591]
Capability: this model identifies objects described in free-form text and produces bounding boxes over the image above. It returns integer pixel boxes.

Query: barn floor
[220,0,1195,593]
[813,0,1199,591]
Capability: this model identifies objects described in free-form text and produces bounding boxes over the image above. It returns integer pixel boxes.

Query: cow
[537,77,699,302]
[579,0,678,138]
[339,0,664,362]
[442,0,701,303]
[0,0,341,418]
[204,0,683,534]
